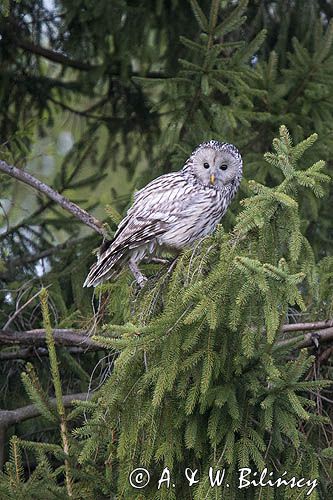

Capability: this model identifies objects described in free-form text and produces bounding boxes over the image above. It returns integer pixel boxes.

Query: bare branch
[276,327,333,349]
[0,160,106,236]
[0,346,99,361]
[282,320,333,332]
[0,393,90,467]
[0,328,102,349]
[0,393,90,428]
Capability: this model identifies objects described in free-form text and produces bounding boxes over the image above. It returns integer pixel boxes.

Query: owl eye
[220,164,228,171]
[203,162,210,169]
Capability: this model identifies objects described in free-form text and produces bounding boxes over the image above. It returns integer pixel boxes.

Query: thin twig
[2,286,50,330]
[0,160,106,236]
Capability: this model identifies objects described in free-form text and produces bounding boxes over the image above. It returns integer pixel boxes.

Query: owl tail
[83,244,126,287]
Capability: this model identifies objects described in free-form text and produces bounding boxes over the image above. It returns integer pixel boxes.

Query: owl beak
[210,174,216,185]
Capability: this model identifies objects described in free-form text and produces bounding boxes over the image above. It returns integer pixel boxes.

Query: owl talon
[138,275,148,288]
[129,261,148,288]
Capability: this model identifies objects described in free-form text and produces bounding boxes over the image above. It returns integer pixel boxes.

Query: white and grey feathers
[83,140,242,287]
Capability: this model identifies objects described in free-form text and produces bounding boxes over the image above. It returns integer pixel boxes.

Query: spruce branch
[1,320,332,351]
[0,159,106,236]
[40,289,73,497]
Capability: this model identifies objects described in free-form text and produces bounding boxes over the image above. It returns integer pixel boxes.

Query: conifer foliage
[72,126,330,499]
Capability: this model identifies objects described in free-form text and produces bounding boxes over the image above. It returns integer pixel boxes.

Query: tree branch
[0,393,90,468]
[0,329,102,349]
[15,36,94,70]
[5,14,95,72]
[1,321,332,352]
[0,393,90,428]
[282,320,333,332]
[0,346,99,361]
[276,327,333,349]
[0,160,106,236]
[6,18,167,79]
[1,237,88,274]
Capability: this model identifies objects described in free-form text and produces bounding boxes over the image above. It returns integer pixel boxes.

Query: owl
[83,140,242,288]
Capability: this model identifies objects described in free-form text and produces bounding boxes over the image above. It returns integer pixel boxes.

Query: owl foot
[129,261,148,288]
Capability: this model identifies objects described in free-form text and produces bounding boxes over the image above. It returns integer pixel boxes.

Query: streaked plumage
[83,140,242,287]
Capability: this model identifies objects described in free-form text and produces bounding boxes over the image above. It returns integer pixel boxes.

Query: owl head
[186,140,242,190]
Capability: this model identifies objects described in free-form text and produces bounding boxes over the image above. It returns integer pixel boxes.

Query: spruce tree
[71,126,330,500]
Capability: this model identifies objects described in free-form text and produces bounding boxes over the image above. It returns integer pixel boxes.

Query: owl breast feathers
[84,140,242,287]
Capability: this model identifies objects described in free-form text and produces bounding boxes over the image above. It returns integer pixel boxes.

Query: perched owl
[83,140,242,288]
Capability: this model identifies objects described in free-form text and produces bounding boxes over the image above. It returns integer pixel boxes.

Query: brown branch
[0,160,106,236]
[0,346,99,361]
[5,14,95,72]
[0,393,90,468]
[282,320,333,332]
[0,329,102,349]
[276,327,333,349]
[1,321,332,354]
[0,393,89,428]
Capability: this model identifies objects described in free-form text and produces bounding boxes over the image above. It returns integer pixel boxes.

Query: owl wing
[84,172,214,286]
[108,172,197,251]
[83,172,204,286]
